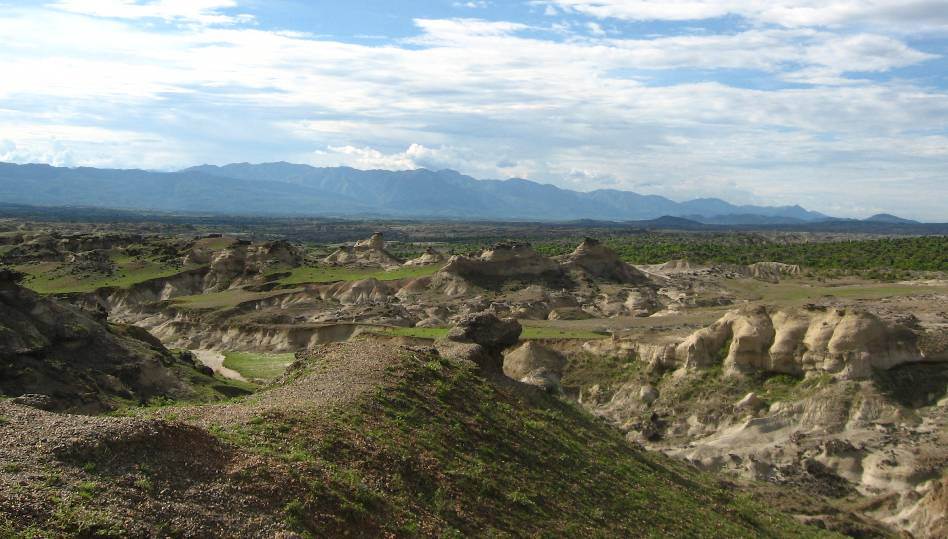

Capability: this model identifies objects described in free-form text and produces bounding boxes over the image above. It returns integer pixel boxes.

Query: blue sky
[0,1,946,219]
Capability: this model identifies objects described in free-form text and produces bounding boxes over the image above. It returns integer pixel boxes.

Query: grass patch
[521,326,610,340]
[723,279,946,305]
[223,351,296,382]
[366,326,451,339]
[560,352,640,398]
[270,263,443,285]
[173,288,301,310]
[15,257,197,294]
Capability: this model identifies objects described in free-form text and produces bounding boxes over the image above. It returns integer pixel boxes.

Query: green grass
[173,288,301,310]
[207,352,838,537]
[366,326,450,339]
[15,257,197,294]
[521,326,610,340]
[271,263,443,285]
[223,351,296,382]
[366,325,609,341]
[724,279,947,304]
[193,236,237,250]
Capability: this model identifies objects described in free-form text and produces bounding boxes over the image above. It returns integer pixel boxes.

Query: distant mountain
[864,213,918,224]
[0,161,831,221]
[683,214,808,226]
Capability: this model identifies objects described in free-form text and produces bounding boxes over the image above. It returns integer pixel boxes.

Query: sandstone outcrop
[431,242,566,295]
[436,312,522,372]
[594,287,661,317]
[503,341,567,389]
[205,240,301,289]
[404,247,444,267]
[668,305,927,379]
[323,233,401,268]
[559,238,649,284]
[747,262,802,283]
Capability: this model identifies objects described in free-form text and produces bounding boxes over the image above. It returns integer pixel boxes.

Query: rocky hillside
[0,269,242,413]
[564,305,948,537]
[0,316,836,537]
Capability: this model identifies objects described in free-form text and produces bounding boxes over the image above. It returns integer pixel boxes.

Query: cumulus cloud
[0,4,945,219]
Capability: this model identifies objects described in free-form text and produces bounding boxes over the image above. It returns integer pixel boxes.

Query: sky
[0,1,947,220]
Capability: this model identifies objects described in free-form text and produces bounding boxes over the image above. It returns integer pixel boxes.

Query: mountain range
[0,161,876,222]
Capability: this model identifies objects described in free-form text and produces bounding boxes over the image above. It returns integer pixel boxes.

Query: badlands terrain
[0,216,946,537]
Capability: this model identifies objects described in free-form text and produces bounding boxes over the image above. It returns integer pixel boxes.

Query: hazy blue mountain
[864,213,919,224]
[1,161,828,221]
[683,214,808,225]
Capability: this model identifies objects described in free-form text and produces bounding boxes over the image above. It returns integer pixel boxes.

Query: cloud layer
[0,1,945,219]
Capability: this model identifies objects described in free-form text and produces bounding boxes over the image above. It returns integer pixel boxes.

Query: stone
[503,341,567,382]
[735,392,764,411]
[639,385,659,405]
[12,394,56,411]
[446,312,522,352]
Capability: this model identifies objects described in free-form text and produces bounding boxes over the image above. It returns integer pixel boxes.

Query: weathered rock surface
[0,274,201,412]
[503,341,567,388]
[431,242,567,294]
[404,247,444,267]
[559,238,649,284]
[323,233,401,268]
[667,305,929,379]
[437,312,522,372]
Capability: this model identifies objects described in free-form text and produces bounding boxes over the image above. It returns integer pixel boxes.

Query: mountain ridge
[2,160,830,221]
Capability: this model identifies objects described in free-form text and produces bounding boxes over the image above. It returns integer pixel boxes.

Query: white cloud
[0,7,945,219]
[545,1,948,31]
[49,0,251,26]
[586,21,606,35]
[453,1,491,8]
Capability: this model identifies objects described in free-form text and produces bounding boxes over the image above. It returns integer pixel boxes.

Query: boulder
[503,341,567,382]
[11,394,55,411]
[446,312,522,352]
[438,312,522,372]
[735,392,764,411]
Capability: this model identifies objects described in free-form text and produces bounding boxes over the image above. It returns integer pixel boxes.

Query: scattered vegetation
[534,234,948,272]
[14,257,194,294]
[208,352,836,537]
[223,351,296,382]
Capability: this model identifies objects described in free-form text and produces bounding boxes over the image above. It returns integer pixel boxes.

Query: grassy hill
[0,338,837,537]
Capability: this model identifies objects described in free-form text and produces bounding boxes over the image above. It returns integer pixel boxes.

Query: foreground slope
[0,269,241,413]
[0,337,835,537]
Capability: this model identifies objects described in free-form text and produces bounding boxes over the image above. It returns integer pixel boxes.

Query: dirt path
[192,350,247,382]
